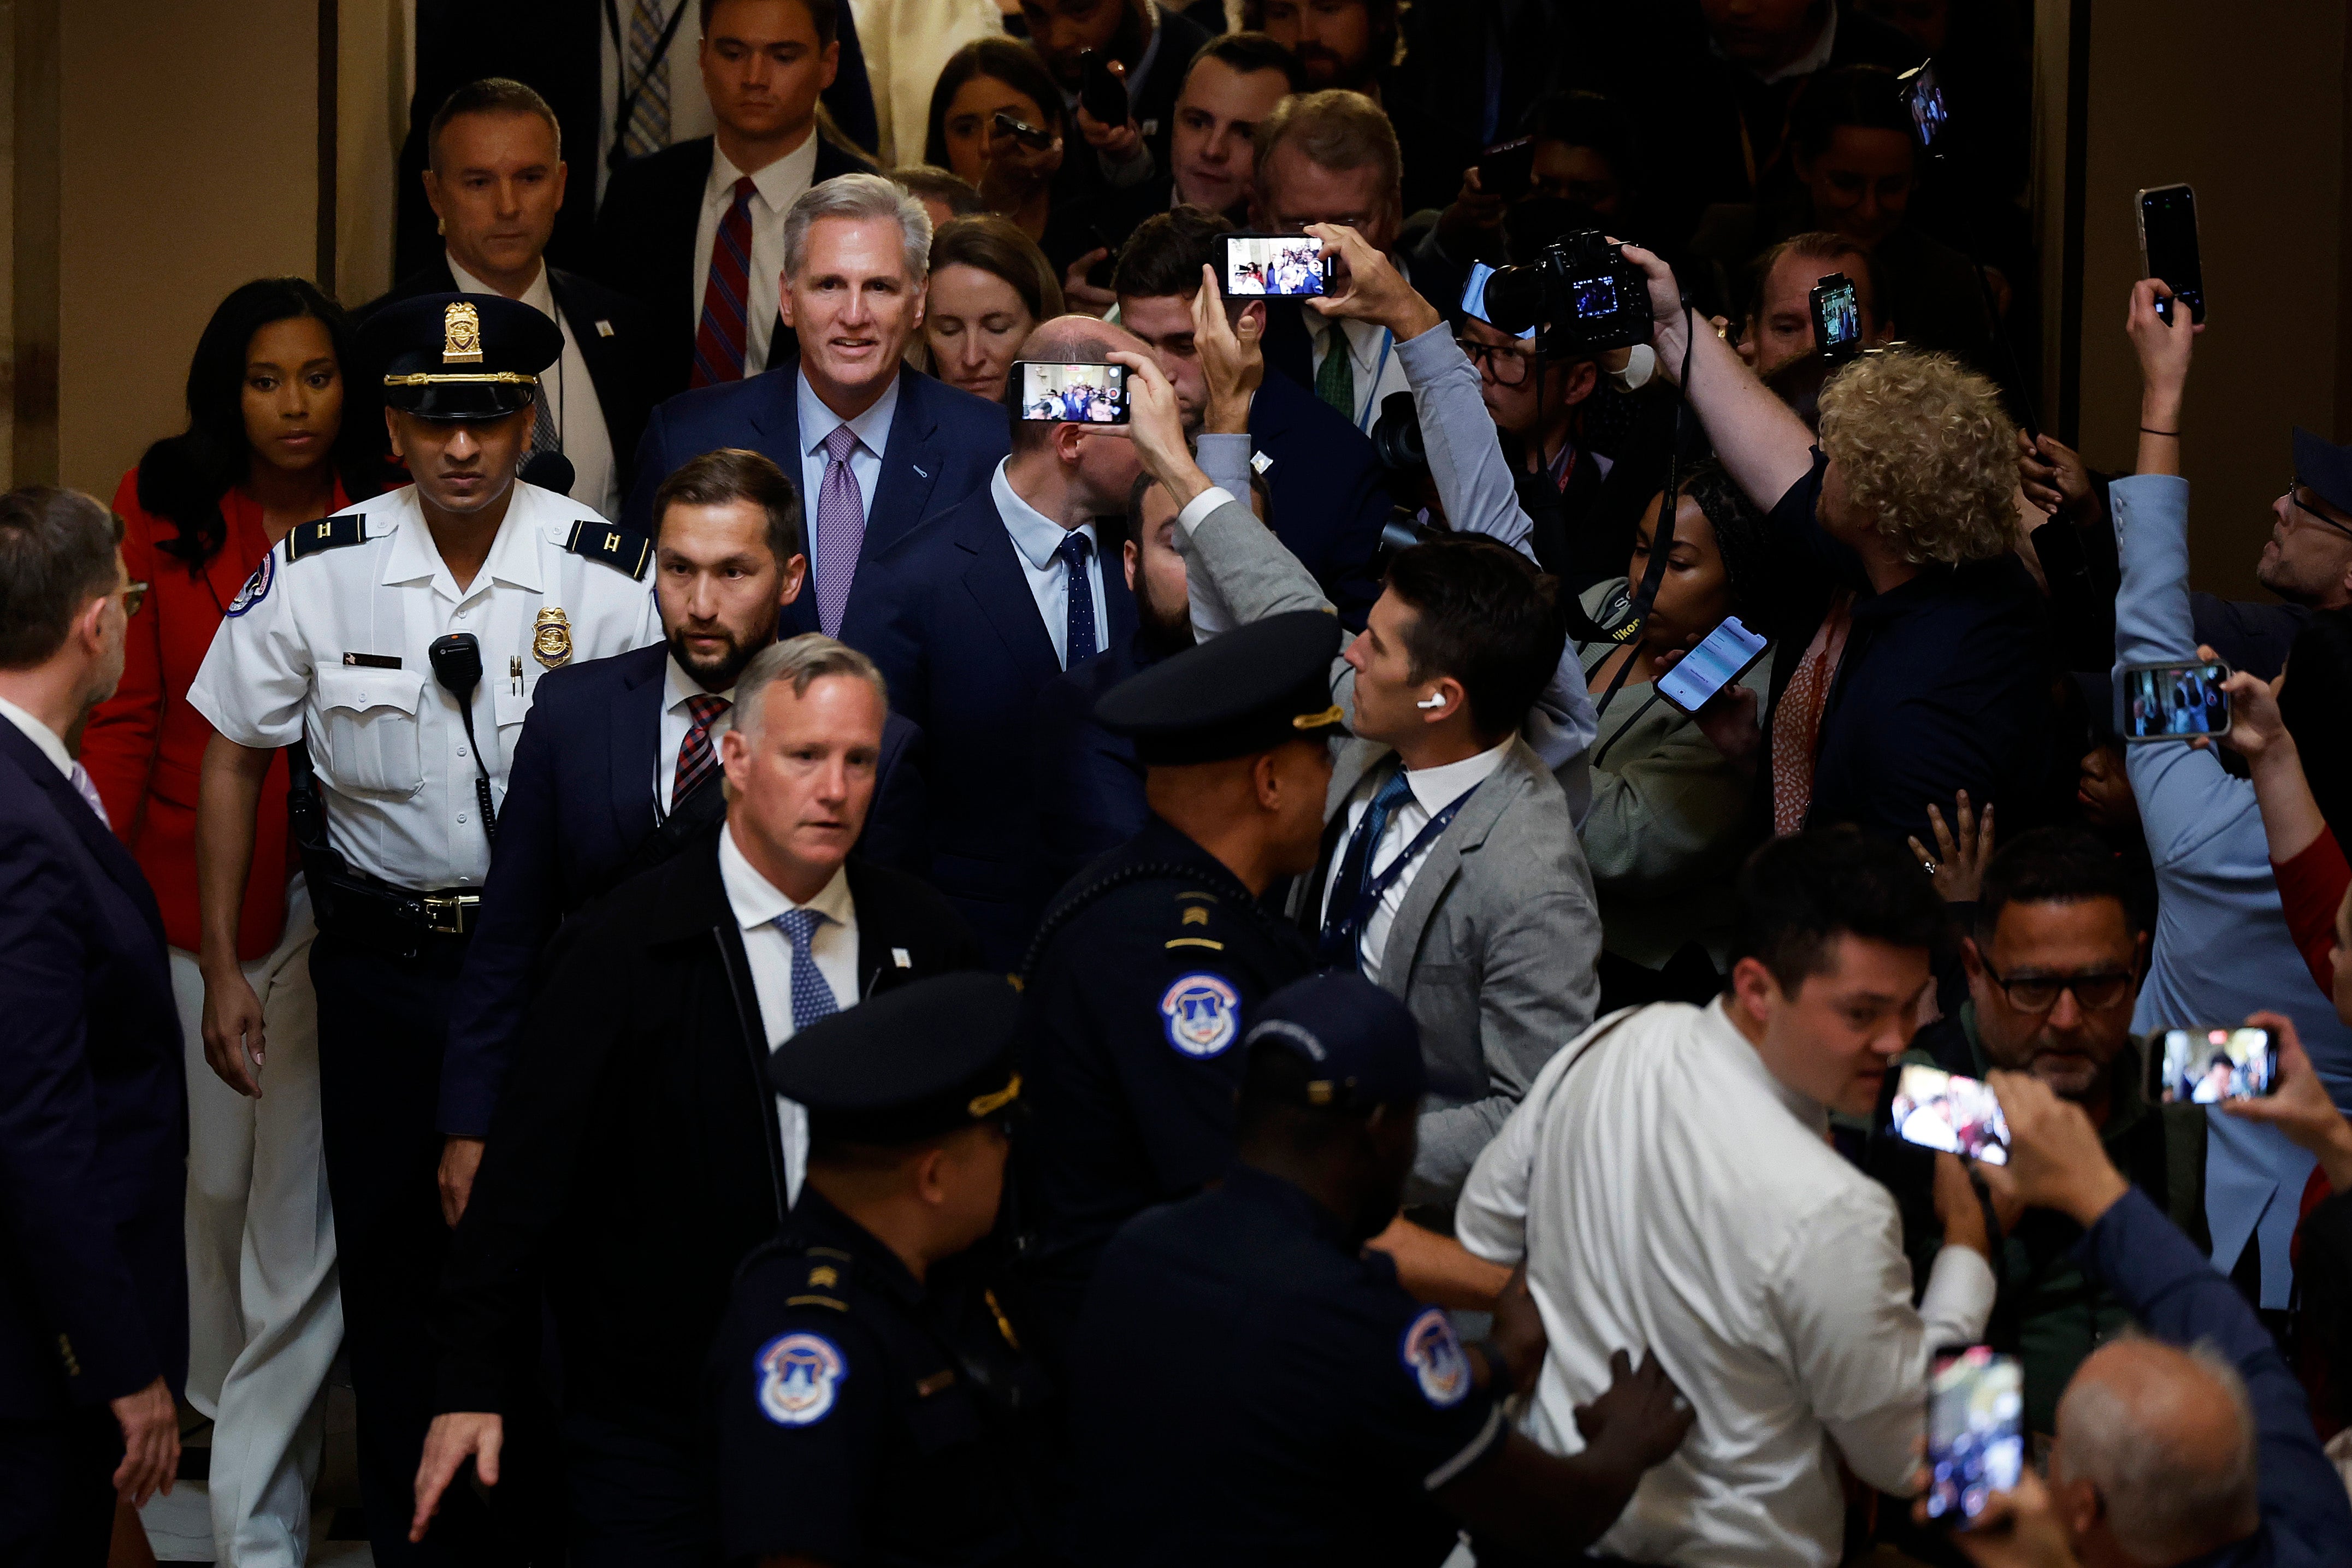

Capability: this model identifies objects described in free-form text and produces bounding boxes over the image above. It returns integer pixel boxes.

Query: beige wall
[2062,0,2348,599]
[56,0,318,499]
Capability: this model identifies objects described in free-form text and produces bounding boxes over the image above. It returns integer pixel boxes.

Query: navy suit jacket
[0,721,185,1418]
[1028,626,1156,910]
[841,485,1137,969]
[623,364,1009,642]
[1248,367,1389,630]
[439,641,929,1136]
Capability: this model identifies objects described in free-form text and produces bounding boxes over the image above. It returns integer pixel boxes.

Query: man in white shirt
[1456,825,1998,1568]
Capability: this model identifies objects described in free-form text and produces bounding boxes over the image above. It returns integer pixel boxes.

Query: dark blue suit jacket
[841,486,1137,969]
[1028,626,1156,910]
[438,641,929,1136]
[1248,367,1388,630]
[0,721,185,1418]
[622,365,1009,643]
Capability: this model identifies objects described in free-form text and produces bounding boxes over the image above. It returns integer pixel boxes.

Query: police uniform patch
[1400,1307,1472,1409]
[754,1331,847,1427]
[562,518,653,580]
[286,514,367,560]
[224,551,275,617]
[1159,973,1240,1058]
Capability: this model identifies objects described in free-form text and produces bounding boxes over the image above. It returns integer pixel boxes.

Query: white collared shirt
[1308,314,1413,435]
[655,652,737,814]
[719,820,859,1206]
[693,135,823,377]
[989,460,1108,670]
[1457,999,1997,1568]
[1319,739,1511,981]
[0,694,71,780]
[187,482,661,890]
[796,368,899,572]
[446,255,622,522]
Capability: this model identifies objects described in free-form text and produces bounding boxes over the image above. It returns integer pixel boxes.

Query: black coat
[430,826,979,1439]
[589,132,879,401]
[362,260,660,502]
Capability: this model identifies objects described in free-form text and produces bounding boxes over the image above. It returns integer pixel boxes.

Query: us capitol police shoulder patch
[1400,1307,1473,1409]
[754,1331,847,1427]
[1159,972,1240,1058]
[224,551,275,618]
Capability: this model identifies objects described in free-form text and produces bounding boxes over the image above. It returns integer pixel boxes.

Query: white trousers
[169,879,343,1567]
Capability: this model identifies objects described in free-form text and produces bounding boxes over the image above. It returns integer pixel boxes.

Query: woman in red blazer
[81,277,388,1563]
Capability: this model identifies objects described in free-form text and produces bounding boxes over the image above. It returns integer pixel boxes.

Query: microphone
[429,632,498,843]
[520,451,575,495]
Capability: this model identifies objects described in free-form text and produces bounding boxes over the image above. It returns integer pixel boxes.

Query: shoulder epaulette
[286,514,368,561]
[563,518,652,581]
[1166,888,1226,952]
[783,1247,855,1312]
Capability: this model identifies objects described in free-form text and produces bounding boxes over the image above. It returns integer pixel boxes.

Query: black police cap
[1094,609,1347,767]
[1244,970,1475,1110]
[362,293,562,421]
[2293,427,2352,522]
[766,972,1024,1147]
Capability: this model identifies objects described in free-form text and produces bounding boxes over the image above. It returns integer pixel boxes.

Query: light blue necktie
[773,908,840,1032]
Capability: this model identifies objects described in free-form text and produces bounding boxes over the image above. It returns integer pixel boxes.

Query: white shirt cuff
[1919,1241,1998,1346]
[1176,485,1238,537]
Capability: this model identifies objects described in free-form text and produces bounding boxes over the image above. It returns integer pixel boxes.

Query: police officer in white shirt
[187,292,659,1567]
[1455,827,1997,1568]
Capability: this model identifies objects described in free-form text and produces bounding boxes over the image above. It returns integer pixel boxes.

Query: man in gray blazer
[1110,349,1603,1211]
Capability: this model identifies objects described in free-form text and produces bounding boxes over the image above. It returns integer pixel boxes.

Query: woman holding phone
[923,214,1063,402]
[925,40,1067,251]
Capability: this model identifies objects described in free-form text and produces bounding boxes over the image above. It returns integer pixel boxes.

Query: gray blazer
[1178,496,1602,1209]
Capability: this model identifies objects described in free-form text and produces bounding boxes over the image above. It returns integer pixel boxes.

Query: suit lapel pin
[912,464,930,478]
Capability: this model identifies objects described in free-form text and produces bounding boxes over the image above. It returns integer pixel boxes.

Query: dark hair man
[1069,970,1697,1561]
[1457,827,1994,1566]
[1019,0,1215,257]
[414,635,977,1564]
[437,446,928,1223]
[0,488,186,1553]
[367,78,657,519]
[1113,205,1385,625]
[593,0,879,398]
[1168,32,1302,219]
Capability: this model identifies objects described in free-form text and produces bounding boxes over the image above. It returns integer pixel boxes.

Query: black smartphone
[2116,658,2229,742]
[1012,360,1130,424]
[1809,273,1864,362]
[1078,49,1128,128]
[1218,233,1333,298]
[1899,60,1950,150]
[2159,1027,2277,1103]
[991,110,1054,151]
[1890,1064,2010,1166]
[1925,1347,2025,1525]
[1477,135,1537,201]
[1656,616,1768,715]
[2138,184,2206,326]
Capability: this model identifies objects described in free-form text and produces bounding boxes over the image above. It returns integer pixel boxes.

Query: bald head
[2053,1339,2260,1566]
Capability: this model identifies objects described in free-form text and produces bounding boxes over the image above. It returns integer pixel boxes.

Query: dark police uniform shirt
[1066,1164,1509,1566]
[708,1191,1046,1566]
[1015,814,1316,1351]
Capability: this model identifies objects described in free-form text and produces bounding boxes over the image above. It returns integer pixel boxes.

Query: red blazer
[82,471,349,959]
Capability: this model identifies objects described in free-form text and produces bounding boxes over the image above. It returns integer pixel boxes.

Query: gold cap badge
[532,605,573,668]
[442,300,484,365]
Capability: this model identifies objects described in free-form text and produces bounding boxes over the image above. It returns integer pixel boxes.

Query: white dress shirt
[1318,740,1511,983]
[796,368,899,568]
[1308,315,1414,435]
[692,136,822,377]
[595,0,716,202]
[719,821,859,1208]
[655,652,737,814]
[447,255,622,521]
[1456,999,1997,1568]
[0,694,72,779]
[989,460,1109,670]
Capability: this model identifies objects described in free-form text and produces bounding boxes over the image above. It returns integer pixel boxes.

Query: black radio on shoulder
[1480,230,1651,356]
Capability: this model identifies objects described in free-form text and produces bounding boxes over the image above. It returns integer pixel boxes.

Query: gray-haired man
[623,171,1009,640]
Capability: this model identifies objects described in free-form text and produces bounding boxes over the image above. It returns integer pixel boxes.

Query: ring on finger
[1921,859,1939,877]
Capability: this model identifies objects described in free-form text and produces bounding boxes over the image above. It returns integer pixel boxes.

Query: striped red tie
[690,177,757,388]
[673,692,732,806]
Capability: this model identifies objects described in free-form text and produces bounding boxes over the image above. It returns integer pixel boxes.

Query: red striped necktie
[690,176,758,388]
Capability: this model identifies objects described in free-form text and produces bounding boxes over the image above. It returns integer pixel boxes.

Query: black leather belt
[320,870,483,942]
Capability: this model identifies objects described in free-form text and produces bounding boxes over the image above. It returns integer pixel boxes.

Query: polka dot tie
[1057,529,1097,666]
[773,907,840,1033]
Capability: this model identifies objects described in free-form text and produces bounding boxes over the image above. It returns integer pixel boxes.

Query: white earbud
[1416,693,1447,709]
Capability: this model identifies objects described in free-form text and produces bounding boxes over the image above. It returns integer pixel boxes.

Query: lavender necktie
[814,425,866,637]
[69,761,111,829]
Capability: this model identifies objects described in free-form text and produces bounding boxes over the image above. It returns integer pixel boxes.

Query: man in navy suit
[0,488,186,1560]
[843,317,1145,968]
[624,173,1007,643]
[438,448,925,1222]
[589,0,879,400]
[1113,206,1388,628]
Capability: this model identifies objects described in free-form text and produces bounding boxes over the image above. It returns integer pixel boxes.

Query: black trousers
[311,928,558,1565]
[0,1405,120,1566]
[560,1411,720,1568]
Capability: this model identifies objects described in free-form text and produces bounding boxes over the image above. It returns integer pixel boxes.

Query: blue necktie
[1057,530,1098,666]
[773,908,840,1032]
[1321,766,1416,966]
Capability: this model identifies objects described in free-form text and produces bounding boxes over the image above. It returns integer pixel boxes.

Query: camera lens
[1481,263,1547,336]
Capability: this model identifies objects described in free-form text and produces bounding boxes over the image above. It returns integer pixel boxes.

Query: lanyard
[1320,782,1477,965]
[1332,322,1394,435]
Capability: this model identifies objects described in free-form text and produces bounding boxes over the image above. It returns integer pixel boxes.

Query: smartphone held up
[2116,659,2230,742]
[1219,234,1332,299]
[1890,1064,2010,1166]
[1013,360,1130,425]
[2159,1027,2276,1104]
[1926,1346,2025,1525]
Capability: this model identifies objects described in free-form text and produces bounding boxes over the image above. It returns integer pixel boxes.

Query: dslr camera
[1480,230,1651,354]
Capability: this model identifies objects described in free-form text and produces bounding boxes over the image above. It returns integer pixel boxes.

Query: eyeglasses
[1976,957,2135,1014]
[2282,478,2352,542]
[1456,336,1537,387]
[120,581,148,618]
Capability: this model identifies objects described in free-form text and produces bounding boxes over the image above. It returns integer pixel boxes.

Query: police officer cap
[363,292,562,421]
[1095,609,1347,766]
[766,972,1024,1147]
[1243,971,1473,1110]
[2293,427,2352,520]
